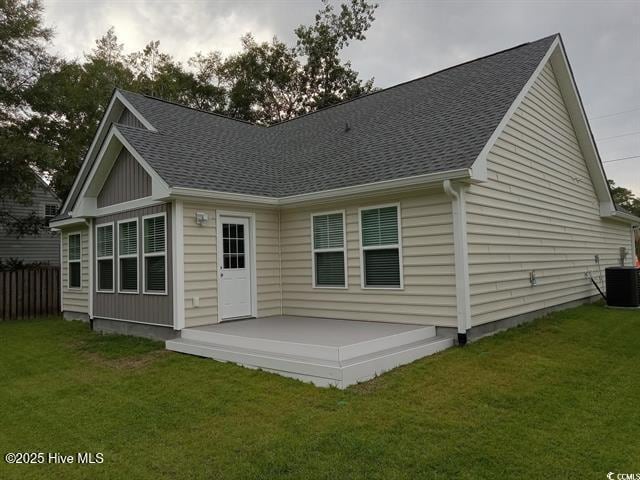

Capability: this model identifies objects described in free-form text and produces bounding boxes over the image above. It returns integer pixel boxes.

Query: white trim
[88,219,93,318]
[67,232,82,290]
[469,36,560,183]
[443,180,472,334]
[93,315,173,328]
[216,210,258,322]
[172,200,185,330]
[116,218,139,294]
[95,222,115,293]
[358,203,404,290]
[60,90,156,215]
[50,217,87,228]
[169,168,471,207]
[310,210,348,289]
[142,212,168,295]
[95,198,162,217]
[114,91,158,132]
[59,237,64,311]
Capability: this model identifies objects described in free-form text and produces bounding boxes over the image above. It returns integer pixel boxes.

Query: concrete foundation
[437,294,601,343]
[92,317,178,341]
[63,311,90,322]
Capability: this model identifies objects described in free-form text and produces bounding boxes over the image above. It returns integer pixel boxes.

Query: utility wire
[602,155,640,164]
[590,106,640,120]
[597,130,640,141]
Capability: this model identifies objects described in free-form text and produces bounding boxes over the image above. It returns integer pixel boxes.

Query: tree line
[0,0,377,234]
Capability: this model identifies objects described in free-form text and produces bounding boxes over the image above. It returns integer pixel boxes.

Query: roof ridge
[117,89,261,127]
[269,33,559,128]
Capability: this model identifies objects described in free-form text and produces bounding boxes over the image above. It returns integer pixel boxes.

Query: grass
[1,304,639,479]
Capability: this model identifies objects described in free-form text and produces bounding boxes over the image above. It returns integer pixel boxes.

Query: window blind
[313,213,344,249]
[68,234,81,261]
[119,221,137,256]
[97,225,113,257]
[361,206,398,247]
[144,216,165,254]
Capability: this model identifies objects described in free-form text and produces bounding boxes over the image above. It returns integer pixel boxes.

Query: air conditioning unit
[605,267,640,307]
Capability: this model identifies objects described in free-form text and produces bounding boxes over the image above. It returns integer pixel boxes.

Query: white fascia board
[169,168,471,207]
[114,91,157,132]
[49,217,89,228]
[73,127,170,218]
[549,38,617,214]
[609,210,640,225]
[60,90,156,215]
[469,36,560,183]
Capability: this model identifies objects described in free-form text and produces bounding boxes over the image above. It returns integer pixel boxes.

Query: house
[50,34,640,388]
[1,171,61,266]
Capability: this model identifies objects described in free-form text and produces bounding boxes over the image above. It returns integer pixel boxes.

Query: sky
[42,0,640,195]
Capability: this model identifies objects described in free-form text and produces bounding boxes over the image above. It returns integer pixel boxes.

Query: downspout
[443,180,472,346]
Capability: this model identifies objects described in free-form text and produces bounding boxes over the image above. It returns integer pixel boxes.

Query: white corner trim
[443,180,471,334]
[172,200,185,330]
[469,36,560,183]
[88,219,94,318]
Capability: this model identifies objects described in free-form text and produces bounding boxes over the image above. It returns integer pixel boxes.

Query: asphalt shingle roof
[115,35,557,198]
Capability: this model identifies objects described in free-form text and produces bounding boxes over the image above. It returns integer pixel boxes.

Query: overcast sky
[42,0,640,194]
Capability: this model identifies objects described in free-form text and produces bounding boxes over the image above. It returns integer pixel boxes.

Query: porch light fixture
[195,212,209,226]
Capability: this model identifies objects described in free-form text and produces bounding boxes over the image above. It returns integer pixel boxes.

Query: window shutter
[364,249,400,287]
[119,221,137,255]
[361,207,398,247]
[144,216,165,253]
[97,225,113,257]
[315,251,345,286]
[313,213,343,249]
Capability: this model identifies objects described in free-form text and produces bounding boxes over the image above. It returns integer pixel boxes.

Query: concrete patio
[166,316,453,388]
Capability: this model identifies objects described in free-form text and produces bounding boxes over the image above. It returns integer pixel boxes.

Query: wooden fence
[0,267,60,320]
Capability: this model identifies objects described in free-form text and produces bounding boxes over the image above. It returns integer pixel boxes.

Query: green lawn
[1,305,639,479]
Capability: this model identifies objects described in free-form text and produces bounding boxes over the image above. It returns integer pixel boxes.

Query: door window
[222,223,245,269]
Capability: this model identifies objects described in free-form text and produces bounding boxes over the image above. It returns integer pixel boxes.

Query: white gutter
[443,179,472,345]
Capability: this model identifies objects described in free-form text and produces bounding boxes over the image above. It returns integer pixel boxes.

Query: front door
[219,216,252,320]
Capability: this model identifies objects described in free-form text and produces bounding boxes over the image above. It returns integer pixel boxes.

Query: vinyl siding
[182,203,281,327]
[280,191,457,326]
[93,204,173,326]
[466,61,632,326]
[97,149,152,207]
[0,185,60,264]
[61,226,89,313]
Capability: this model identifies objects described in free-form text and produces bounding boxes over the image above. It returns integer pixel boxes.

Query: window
[44,204,58,219]
[222,223,246,269]
[360,205,403,288]
[68,233,81,289]
[311,211,347,287]
[96,223,114,292]
[118,219,138,293]
[143,214,166,294]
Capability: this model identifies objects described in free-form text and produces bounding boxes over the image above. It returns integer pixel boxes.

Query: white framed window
[67,233,81,289]
[117,218,138,294]
[359,204,403,289]
[311,211,347,288]
[96,222,115,293]
[143,213,167,295]
[44,204,58,219]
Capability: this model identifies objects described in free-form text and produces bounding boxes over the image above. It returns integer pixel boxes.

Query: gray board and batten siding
[97,149,152,208]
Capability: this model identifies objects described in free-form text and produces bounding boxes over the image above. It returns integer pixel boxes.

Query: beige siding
[182,203,281,327]
[466,62,632,326]
[61,226,90,313]
[280,191,457,326]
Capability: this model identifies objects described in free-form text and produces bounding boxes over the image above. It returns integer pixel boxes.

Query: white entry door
[219,216,252,320]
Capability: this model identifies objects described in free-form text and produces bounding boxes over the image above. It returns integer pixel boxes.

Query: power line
[591,106,640,120]
[597,130,640,141]
[602,155,640,164]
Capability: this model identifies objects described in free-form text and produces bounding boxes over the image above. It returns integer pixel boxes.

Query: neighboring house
[1,172,61,265]
[51,34,640,388]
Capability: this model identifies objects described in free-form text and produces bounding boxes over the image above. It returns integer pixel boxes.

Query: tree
[295,0,377,110]
[609,180,640,217]
[0,0,56,235]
